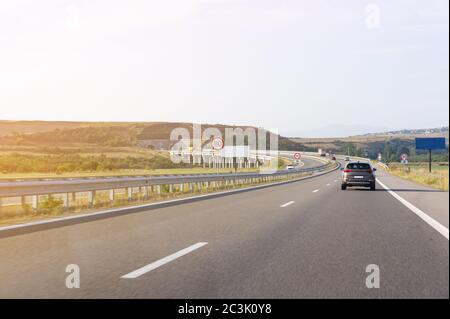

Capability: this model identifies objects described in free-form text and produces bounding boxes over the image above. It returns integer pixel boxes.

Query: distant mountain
[291,124,393,138]
[362,127,449,136]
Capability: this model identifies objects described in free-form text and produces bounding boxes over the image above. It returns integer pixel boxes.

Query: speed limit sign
[211,136,224,150]
[293,152,301,160]
[400,153,408,164]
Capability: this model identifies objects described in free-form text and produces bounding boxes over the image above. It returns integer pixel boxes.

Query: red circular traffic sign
[293,152,301,160]
[211,137,224,150]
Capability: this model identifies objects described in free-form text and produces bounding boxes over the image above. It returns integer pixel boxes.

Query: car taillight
[344,170,352,173]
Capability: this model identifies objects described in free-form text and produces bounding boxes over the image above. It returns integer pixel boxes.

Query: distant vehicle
[345,156,350,161]
[331,155,336,161]
[325,152,330,157]
[318,148,326,157]
[341,161,377,191]
[286,165,295,170]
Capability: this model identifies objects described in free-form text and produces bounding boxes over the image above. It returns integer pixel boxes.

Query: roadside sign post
[428,149,432,173]
[400,153,408,168]
[415,137,446,173]
[211,136,225,175]
[293,152,301,167]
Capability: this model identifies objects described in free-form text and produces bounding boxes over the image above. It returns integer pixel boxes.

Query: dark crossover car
[341,161,377,190]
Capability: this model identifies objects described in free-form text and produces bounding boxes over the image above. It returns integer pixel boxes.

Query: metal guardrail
[0,158,334,198]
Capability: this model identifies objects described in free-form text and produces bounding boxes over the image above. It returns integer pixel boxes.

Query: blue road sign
[415,137,446,150]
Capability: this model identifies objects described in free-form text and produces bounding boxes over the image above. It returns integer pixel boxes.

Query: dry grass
[387,163,449,191]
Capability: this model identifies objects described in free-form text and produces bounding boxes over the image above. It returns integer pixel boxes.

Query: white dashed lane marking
[121,242,208,279]
[280,201,295,208]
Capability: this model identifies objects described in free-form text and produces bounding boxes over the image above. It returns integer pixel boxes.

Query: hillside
[0,121,448,164]
[0,120,298,177]
[0,120,298,150]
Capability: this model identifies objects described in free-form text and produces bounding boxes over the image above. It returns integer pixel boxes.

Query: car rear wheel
[341,184,347,190]
[370,182,376,191]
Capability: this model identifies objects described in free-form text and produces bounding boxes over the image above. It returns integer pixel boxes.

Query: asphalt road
[0,160,448,298]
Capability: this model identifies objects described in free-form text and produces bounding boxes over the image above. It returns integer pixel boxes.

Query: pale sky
[0,0,448,136]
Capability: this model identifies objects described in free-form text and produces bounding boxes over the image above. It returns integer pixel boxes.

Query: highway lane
[0,161,448,298]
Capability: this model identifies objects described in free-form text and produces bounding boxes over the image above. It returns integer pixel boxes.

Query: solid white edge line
[121,242,208,279]
[377,179,449,240]
[0,163,340,233]
[280,201,295,208]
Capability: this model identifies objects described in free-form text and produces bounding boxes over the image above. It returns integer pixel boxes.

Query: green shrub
[40,196,63,211]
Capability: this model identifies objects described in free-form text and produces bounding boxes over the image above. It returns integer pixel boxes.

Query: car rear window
[346,163,371,170]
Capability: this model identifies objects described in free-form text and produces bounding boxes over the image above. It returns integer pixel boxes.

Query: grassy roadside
[382,162,449,191]
[0,156,288,180]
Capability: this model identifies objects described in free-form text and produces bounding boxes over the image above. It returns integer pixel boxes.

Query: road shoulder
[375,165,449,229]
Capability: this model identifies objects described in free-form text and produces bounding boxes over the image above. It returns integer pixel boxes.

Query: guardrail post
[126,188,133,201]
[156,185,161,195]
[143,187,149,200]
[107,189,114,204]
[31,195,38,212]
[189,183,193,192]
[88,191,96,207]
[62,193,69,210]
[179,183,184,193]
[169,184,173,193]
